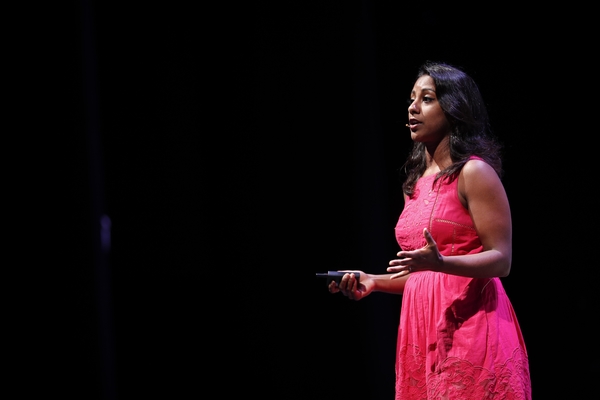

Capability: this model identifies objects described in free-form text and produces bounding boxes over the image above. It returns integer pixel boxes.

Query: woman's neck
[423,136,451,175]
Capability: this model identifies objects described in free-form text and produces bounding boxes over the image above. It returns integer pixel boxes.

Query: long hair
[402,61,503,198]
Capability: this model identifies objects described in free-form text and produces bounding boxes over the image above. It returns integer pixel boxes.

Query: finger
[423,228,435,245]
[389,272,405,280]
[389,258,408,267]
[388,266,412,278]
[339,275,349,290]
[328,282,339,293]
[387,265,408,272]
[348,285,359,300]
[343,273,358,290]
[347,274,357,289]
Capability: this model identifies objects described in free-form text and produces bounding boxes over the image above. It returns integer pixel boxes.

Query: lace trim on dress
[396,345,532,400]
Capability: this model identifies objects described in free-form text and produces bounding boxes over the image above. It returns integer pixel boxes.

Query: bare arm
[388,159,512,278]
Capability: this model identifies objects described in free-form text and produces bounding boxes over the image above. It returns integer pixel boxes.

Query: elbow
[498,266,510,277]
[493,248,511,277]
[497,259,511,278]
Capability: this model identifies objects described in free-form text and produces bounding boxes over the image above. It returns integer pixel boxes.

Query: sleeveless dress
[394,168,531,399]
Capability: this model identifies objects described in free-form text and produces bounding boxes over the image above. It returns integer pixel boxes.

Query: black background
[18,1,597,399]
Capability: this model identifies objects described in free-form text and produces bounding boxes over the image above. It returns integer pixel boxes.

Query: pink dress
[394,170,531,399]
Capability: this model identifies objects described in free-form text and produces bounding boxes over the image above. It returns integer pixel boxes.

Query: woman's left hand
[387,228,443,279]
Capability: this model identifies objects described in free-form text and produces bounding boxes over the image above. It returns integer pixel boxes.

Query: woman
[329,61,531,399]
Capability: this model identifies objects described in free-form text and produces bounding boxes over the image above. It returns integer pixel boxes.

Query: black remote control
[315,271,360,285]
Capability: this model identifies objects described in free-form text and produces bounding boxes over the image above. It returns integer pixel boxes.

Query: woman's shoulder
[460,157,502,186]
[456,157,506,206]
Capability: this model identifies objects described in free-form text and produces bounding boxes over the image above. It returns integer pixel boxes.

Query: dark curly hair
[402,61,503,198]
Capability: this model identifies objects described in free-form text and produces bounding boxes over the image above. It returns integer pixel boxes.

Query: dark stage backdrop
[27,1,596,399]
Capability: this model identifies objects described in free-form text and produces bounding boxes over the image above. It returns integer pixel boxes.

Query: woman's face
[407,75,451,144]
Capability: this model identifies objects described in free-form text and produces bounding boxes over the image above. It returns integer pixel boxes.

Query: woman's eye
[423,96,434,102]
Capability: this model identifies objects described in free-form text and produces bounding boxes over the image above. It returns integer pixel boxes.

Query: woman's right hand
[328,271,373,301]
